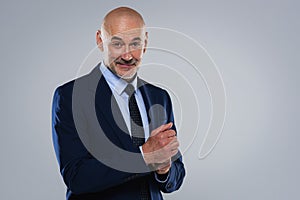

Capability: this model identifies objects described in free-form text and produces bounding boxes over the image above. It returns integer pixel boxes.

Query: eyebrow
[132,37,142,41]
[110,36,142,42]
[111,36,122,41]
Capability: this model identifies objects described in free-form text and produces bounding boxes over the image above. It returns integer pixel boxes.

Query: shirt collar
[99,62,138,95]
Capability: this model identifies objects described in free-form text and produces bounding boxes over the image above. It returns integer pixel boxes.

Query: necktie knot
[124,84,135,97]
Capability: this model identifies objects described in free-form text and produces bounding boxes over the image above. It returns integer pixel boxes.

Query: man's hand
[155,159,171,174]
[142,122,179,166]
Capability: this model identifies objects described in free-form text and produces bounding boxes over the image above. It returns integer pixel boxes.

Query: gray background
[1,0,299,199]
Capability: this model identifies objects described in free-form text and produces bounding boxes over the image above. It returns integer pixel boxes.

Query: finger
[154,136,178,149]
[165,139,179,150]
[157,162,171,170]
[155,130,176,141]
[161,130,176,138]
[151,122,173,136]
[156,159,170,167]
[170,148,179,157]
[165,136,178,145]
[156,135,177,147]
[165,142,179,155]
[155,143,178,157]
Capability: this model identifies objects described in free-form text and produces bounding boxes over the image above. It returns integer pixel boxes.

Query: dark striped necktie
[124,84,150,200]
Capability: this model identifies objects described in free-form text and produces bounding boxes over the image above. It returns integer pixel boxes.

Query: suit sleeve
[154,90,186,193]
[52,86,147,195]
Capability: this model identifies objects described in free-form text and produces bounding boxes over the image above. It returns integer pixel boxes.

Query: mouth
[113,60,139,79]
[115,60,137,69]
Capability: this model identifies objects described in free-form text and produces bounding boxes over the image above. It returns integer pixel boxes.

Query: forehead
[103,16,145,40]
[111,30,145,41]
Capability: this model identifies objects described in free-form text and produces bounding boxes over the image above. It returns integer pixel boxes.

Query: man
[52,7,185,200]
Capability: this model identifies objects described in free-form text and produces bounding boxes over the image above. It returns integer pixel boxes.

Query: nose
[121,49,133,61]
[121,52,132,60]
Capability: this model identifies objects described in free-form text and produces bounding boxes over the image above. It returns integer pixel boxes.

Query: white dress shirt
[99,62,150,142]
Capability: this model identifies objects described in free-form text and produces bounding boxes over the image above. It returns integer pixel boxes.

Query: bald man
[52,7,185,200]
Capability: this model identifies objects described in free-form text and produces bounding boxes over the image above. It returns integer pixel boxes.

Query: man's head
[96,7,148,81]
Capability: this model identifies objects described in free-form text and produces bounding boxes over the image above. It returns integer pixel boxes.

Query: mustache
[115,58,138,66]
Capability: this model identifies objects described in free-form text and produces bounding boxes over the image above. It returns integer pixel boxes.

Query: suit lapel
[138,78,156,133]
[90,66,138,152]
[88,66,160,152]
[138,78,169,132]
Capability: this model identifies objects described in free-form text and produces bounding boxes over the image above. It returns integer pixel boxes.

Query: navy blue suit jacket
[52,64,185,200]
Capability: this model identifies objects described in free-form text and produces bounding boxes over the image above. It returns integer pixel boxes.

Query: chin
[117,69,137,80]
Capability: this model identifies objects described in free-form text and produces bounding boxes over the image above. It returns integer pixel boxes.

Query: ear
[96,30,104,51]
[143,32,148,54]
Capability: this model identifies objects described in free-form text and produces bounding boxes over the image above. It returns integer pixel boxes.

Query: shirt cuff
[139,146,145,158]
[154,171,170,183]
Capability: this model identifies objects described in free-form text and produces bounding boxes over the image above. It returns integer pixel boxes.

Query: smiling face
[96,8,148,81]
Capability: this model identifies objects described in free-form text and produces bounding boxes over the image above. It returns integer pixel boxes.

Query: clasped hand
[142,122,179,174]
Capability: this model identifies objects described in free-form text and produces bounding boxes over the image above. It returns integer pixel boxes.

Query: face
[96,17,148,80]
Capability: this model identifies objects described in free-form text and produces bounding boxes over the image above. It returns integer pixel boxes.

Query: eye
[111,41,123,48]
[130,41,142,48]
